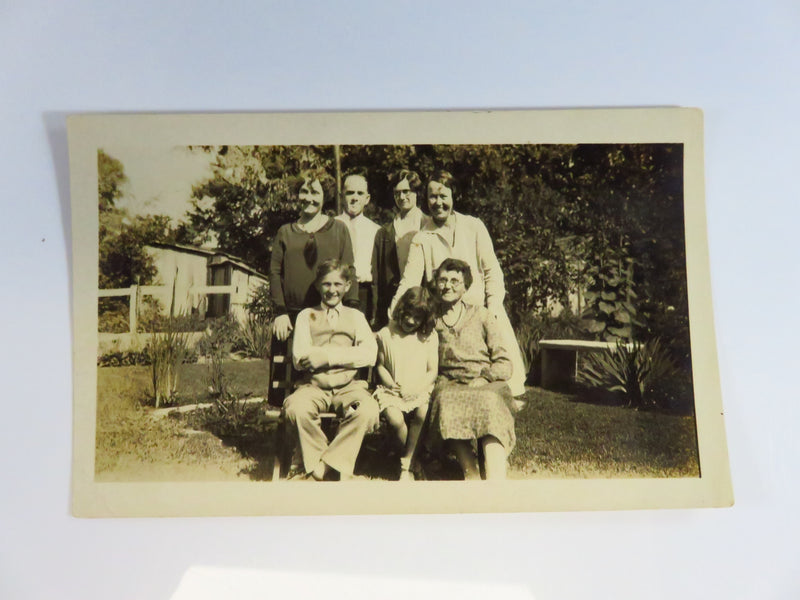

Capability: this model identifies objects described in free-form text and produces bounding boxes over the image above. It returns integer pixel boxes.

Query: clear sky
[102,145,214,223]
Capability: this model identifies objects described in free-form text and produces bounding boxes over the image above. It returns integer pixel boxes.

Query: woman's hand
[467,377,490,388]
[272,314,293,341]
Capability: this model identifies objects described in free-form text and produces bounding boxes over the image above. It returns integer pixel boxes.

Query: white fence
[98,283,236,353]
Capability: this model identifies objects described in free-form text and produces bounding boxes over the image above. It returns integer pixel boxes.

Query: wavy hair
[389,168,422,193]
[391,286,436,337]
[427,168,457,196]
[433,257,473,291]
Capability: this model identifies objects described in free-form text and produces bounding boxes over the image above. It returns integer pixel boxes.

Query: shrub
[236,283,274,359]
[577,337,677,409]
[98,348,198,367]
[145,278,191,407]
[581,241,640,342]
[196,315,242,401]
[98,297,130,333]
[98,350,150,367]
[244,283,273,322]
[515,308,585,384]
[146,325,190,407]
[139,305,206,333]
[239,314,272,359]
[184,399,272,438]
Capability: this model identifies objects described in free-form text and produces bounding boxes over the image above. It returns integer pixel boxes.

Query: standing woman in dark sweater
[269,169,357,342]
[371,169,425,330]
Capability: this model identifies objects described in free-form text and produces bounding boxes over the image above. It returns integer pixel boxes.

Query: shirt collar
[394,205,422,223]
[318,303,342,315]
[420,211,458,233]
[339,212,364,224]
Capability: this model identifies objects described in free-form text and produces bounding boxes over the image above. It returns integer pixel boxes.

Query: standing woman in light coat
[389,169,527,396]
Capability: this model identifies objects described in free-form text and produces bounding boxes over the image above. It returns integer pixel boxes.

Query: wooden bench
[539,339,632,389]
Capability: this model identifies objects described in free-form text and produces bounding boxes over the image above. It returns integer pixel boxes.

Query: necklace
[441,302,464,330]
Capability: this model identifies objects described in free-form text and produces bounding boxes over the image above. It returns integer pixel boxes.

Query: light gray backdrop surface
[1,1,797,598]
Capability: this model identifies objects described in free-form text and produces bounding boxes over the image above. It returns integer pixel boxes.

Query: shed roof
[145,242,268,280]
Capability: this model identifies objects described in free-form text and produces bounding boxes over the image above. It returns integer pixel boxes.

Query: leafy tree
[98,149,128,212]
[181,144,689,367]
[183,145,335,271]
[99,212,174,289]
[97,151,176,289]
[564,144,689,363]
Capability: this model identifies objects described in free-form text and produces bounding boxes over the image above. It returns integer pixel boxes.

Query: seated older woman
[429,258,516,480]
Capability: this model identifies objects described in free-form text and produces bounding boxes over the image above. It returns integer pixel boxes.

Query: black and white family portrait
[70,110,731,515]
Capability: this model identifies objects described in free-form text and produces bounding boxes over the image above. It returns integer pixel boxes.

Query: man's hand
[467,377,490,388]
[272,314,293,341]
[298,348,328,371]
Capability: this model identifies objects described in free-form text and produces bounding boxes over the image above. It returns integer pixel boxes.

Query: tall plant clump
[196,316,241,404]
[239,316,272,359]
[582,240,639,342]
[577,338,677,409]
[240,283,272,359]
[145,275,190,407]
[195,315,247,434]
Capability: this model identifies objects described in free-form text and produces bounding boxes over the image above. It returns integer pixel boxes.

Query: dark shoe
[286,466,311,481]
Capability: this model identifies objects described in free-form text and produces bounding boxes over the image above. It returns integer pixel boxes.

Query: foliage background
[175,144,689,370]
[99,143,691,397]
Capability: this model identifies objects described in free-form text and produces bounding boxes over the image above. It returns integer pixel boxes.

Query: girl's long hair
[391,286,436,338]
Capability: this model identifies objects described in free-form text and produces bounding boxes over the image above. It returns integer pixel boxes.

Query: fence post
[129,284,138,334]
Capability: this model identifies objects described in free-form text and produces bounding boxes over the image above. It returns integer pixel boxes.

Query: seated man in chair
[285,259,379,480]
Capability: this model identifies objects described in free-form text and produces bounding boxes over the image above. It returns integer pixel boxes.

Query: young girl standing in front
[374,286,438,481]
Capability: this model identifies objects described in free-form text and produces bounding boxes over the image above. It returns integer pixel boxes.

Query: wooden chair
[266,338,298,480]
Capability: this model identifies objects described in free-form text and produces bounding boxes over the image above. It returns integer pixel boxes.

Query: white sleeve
[323,311,378,368]
[389,236,425,316]
[291,310,312,371]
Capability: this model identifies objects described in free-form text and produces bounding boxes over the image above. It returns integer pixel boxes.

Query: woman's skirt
[428,378,516,452]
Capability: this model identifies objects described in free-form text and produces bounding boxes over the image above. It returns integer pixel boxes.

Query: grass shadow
[562,381,696,417]
[220,430,276,481]
[568,383,629,408]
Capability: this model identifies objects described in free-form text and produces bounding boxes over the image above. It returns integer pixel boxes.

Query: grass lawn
[509,387,699,478]
[95,361,271,481]
[96,361,699,481]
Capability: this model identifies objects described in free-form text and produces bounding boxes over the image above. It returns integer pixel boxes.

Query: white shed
[144,242,268,323]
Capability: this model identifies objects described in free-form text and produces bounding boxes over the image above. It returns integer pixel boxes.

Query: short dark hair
[315,258,354,285]
[389,169,422,193]
[297,168,334,200]
[428,169,457,196]
[391,286,436,337]
[434,258,473,291]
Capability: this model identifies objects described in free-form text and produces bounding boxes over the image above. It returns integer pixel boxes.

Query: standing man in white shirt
[336,170,380,323]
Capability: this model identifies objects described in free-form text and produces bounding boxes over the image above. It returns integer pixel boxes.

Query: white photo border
[69,109,732,517]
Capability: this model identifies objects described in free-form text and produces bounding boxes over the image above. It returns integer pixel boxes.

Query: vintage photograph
[70,110,731,516]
